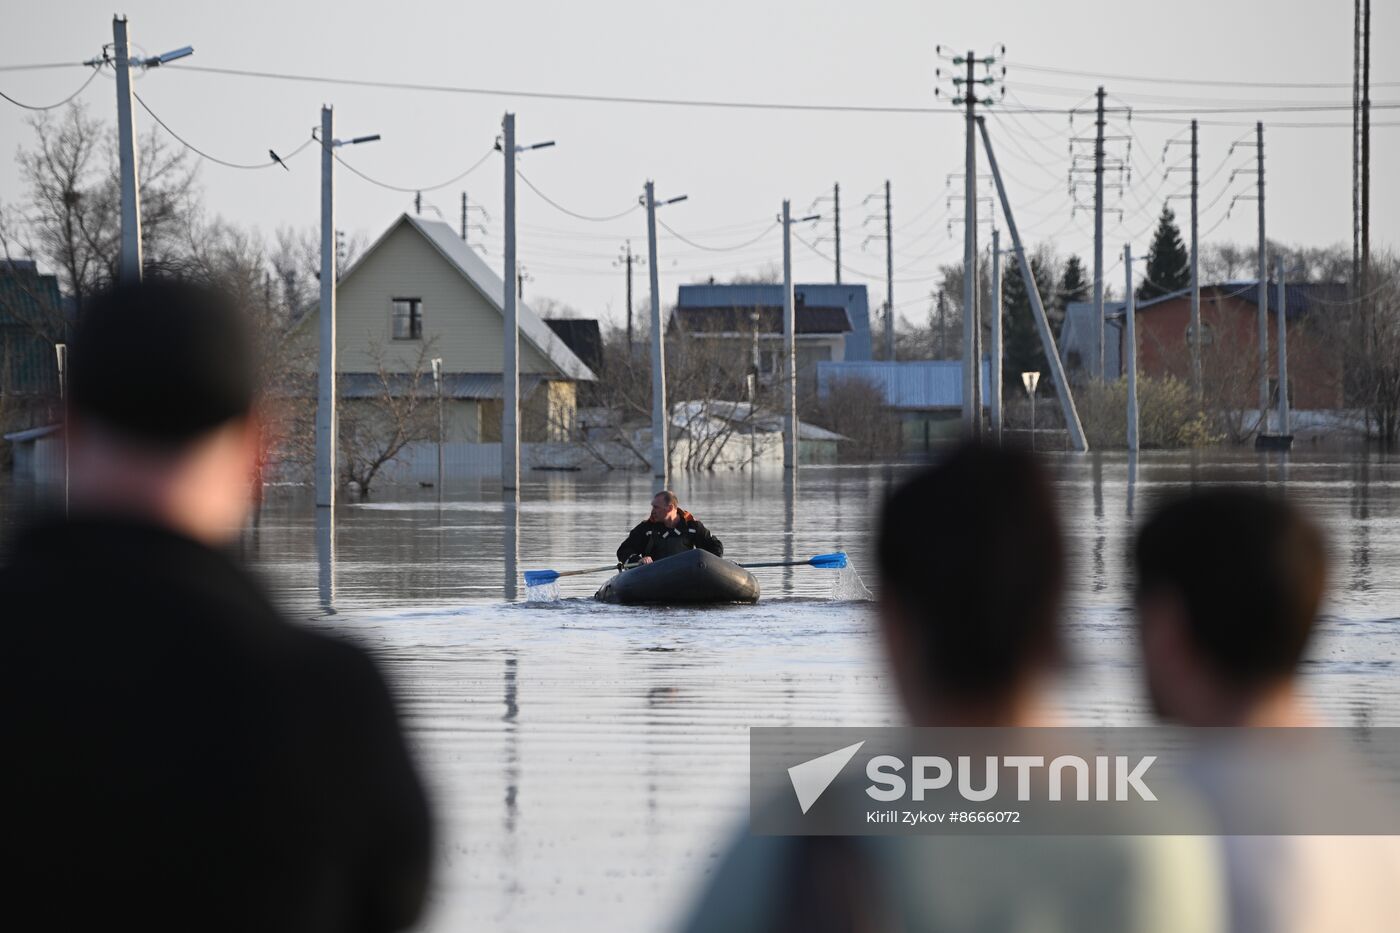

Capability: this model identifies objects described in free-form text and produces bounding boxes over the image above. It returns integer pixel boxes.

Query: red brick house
[1128,281,1348,411]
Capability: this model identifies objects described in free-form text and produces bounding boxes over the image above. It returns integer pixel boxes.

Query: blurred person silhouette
[1134,488,1400,933]
[0,280,431,932]
[681,443,1223,933]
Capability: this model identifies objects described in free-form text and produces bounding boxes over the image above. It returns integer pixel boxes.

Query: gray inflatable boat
[594,548,760,605]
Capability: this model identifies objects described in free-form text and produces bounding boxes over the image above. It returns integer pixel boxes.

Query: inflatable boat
[593,548,760,605]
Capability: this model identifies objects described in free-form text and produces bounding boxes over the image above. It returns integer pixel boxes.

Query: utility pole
[833,182,842,284]
[415,191,422,215]
[883,180,895,361]
[432,357,444,493]
[1189,119,1201,404]
[1093,86,1106,382]
[501,113,519,490]
[616,241,642,356]
[1353,0,1362,306]
[313,110,379,510]
[990,228,1003,444]
[978,116,1088,452]
[1361,0,1371,337]
[778,201,821,470]
[113,17,143,283]
[316,106,336,508]
[461,192,468,240]
[642,183,688,488]
[1256,121,1269,435]
[1276,255,1290,436]
[962,54,981,436]
[1125,244,1139,452]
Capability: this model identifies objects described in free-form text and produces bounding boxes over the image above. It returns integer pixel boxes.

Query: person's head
[876,442,1065,725]
[650,489,680,525]
[1133,488,1327,726]
[66,278,261,545]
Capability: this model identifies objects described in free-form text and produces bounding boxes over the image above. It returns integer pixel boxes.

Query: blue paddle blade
[524,570,561,586]
[808,552,848,569]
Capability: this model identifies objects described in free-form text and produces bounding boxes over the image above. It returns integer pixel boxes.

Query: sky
[2,0,1395,330]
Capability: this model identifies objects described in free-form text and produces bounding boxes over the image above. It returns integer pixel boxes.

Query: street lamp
[1021,371,1040,452]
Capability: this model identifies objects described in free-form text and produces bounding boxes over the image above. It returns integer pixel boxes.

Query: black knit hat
[68,279,257,444]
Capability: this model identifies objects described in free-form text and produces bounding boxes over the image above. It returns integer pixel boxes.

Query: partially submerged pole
[1125,244,1139,453]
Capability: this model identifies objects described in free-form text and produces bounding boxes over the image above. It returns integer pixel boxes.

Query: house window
[392,298,423,340]
[1184,321,1213,346]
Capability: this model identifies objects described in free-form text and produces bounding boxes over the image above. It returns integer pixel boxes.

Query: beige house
[297,214,594,454]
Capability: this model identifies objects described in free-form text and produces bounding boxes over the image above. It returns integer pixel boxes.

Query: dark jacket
[617,509,724,563]
[0,515,432,933]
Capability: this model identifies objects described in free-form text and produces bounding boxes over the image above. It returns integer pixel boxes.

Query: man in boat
[617,489,724,566]
[0,280,431,932]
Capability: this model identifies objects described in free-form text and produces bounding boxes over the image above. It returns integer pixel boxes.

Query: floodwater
[3,452,1398,932]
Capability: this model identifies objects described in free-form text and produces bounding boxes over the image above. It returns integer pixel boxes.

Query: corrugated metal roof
[676,283,872,360]
[338,215,595,381]
[339,372,545,400]
[816,360,992,410]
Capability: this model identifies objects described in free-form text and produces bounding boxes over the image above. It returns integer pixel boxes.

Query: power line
[515,170,639,222]
[1007,59,1400,90]
[0,65,100,111]
[132,91,315,169]
[334,146,495,192]
[162,62,1398,117]
[656,218,776,252]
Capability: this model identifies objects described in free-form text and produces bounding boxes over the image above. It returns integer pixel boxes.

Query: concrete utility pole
[778,201,821,470]
[962,54,982,437]
[884,180,895,361]
[1125,244,1139,452]
[978,116,1088,452]
[782,199,798,470]
[1189,119,1201,403]
[1276,255,1290,436]
[1255,121,1269,435]
[990,228,1004,444]
[833,182,842,284]
[617,240,642,356]
[313,114,378,509]
[113,17,143,284]
[316,105,336,508]
[642,183,687,488]
[1093,86,1106,383]
[1353,0,1362,308]
[501,113,519,490]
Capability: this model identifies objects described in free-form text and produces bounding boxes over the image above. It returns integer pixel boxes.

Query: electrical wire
[131,90,316,169]
[656,218,776,252]
[515,170,639,222]
[1007,60,1400,91]
[0,65,100,111]
[334,146,496,192]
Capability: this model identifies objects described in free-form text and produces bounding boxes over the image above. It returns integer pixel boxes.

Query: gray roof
[676,283,872,360]
[340,215,595,381]
[1137,281,1349,320]
[338,372,545,400]
[816,360,992,410]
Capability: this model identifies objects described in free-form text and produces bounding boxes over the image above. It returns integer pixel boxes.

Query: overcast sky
[3,0,1395,327]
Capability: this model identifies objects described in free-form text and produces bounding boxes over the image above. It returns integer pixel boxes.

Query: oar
[524,565,617,586]
[524,551,848,586]
[740,551,847,570]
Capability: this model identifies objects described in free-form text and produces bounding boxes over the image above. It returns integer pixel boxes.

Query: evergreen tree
[1001,252,1056,394]
[1137,204,1190,301]
[1059,254,1089,315]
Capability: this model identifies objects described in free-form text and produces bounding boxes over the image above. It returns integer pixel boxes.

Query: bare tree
[337,339,439,496]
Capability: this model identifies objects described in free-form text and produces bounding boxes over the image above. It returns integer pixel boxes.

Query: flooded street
[4,452,1398,932]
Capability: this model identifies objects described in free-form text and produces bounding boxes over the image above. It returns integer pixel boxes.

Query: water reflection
[1126,452,1138,519]
[316,507,335,614]
[783,471,796,593]
[503,492,520,602]
[503,656,519,835]
[1351,455,1372,592]
[1091,454,1106,592]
